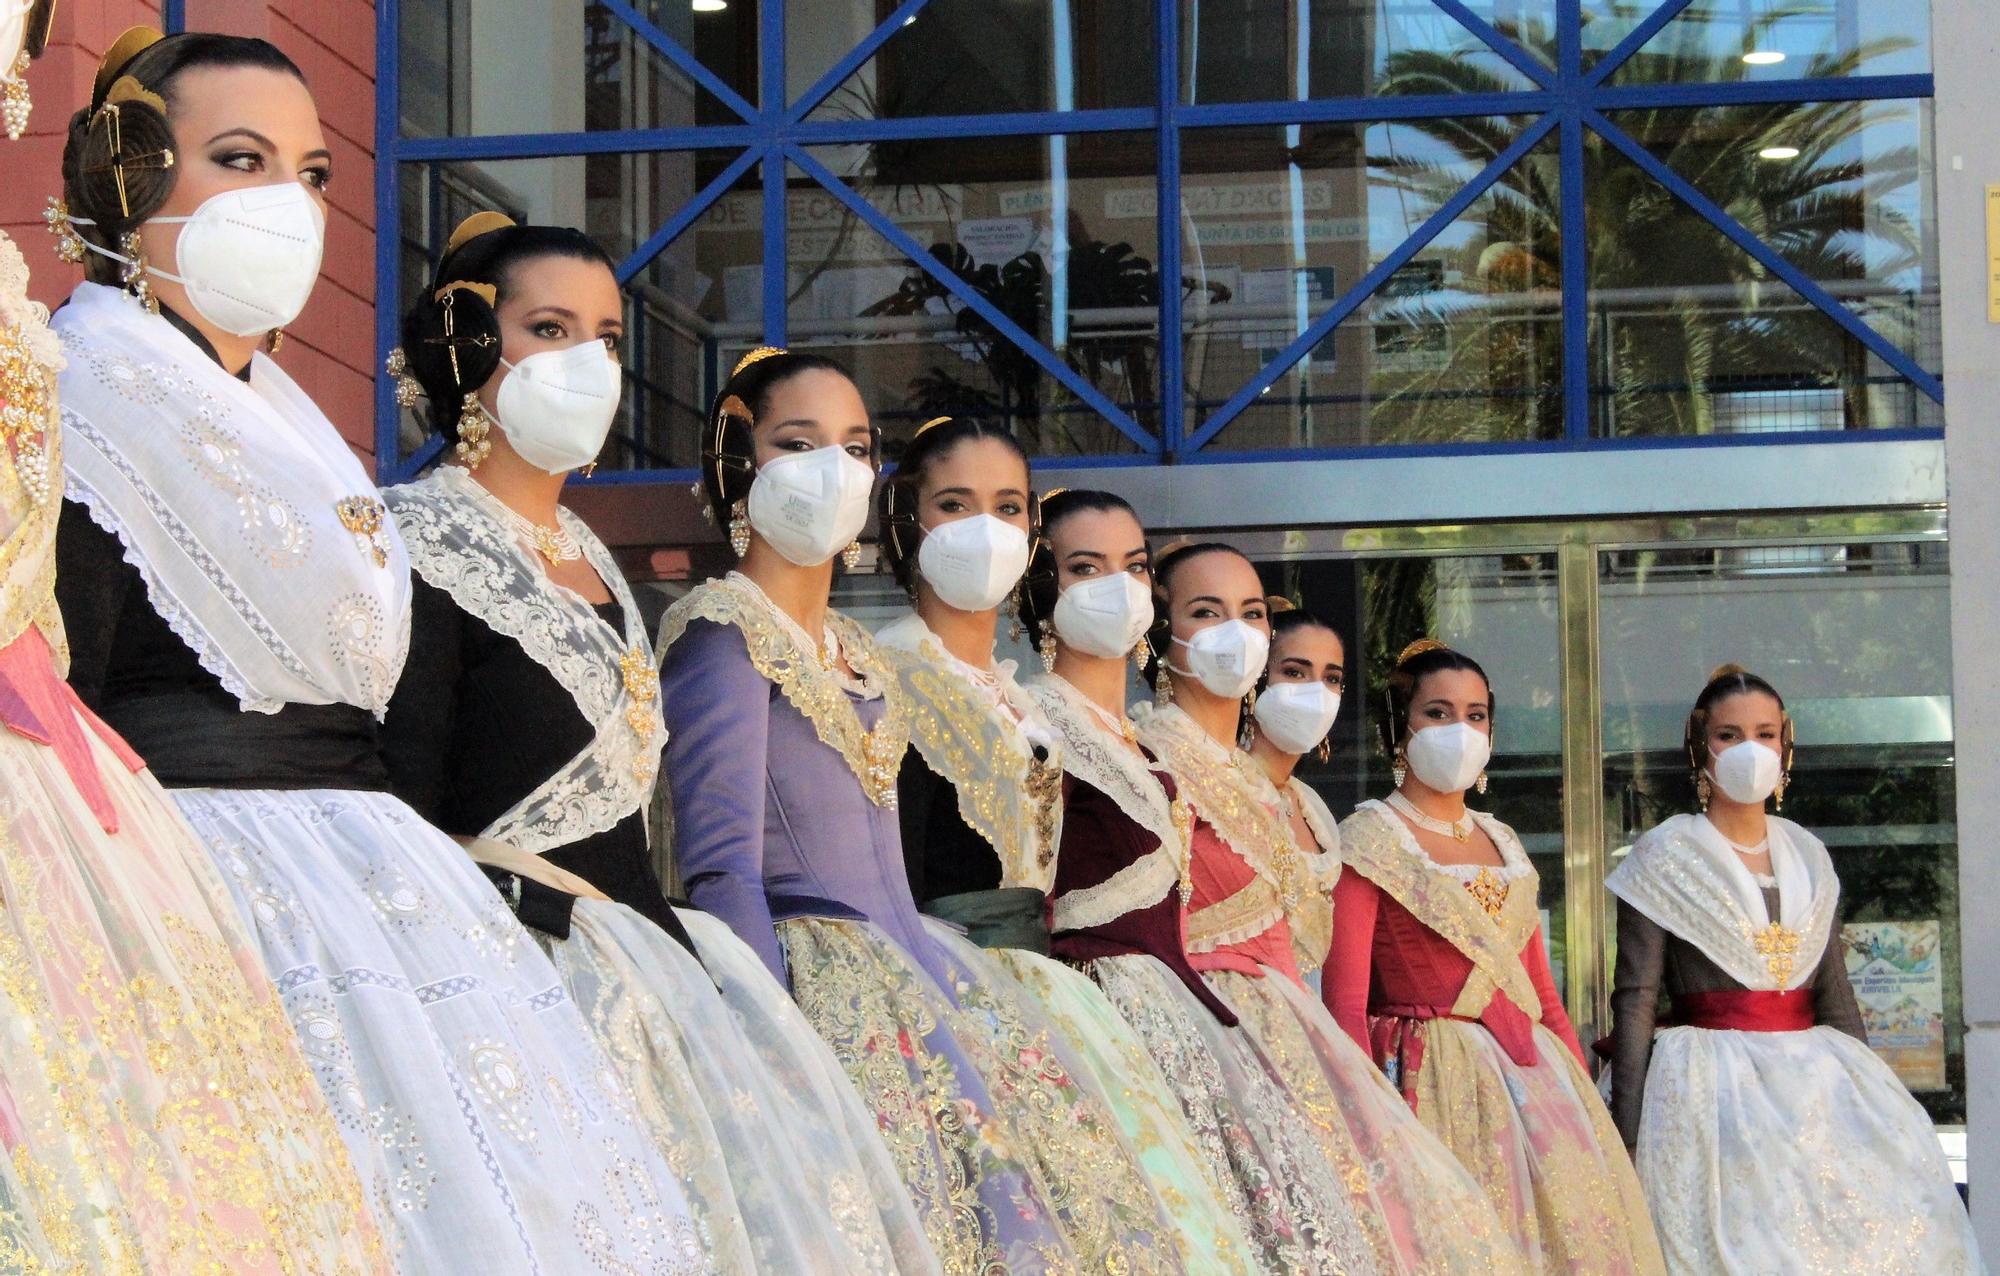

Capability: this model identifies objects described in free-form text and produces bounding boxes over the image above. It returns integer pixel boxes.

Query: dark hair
[1684,663,1791,772]
[1141,541,1257,687]
[1014,488,1147,650]
[62,32,307,284]
[877,417,1033,593]
[1379,641,1495,756]
[699,350,864,528]
[400,223,616,440]
[1258,606,1346,693]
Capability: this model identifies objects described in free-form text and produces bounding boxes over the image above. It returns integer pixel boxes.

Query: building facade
[5,0,1995,1246]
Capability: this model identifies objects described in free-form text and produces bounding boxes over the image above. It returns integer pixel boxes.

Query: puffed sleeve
[660,617,784,983]
[1523,925,1588,1069]
[1325,865,1382,1052]
[380,576,465,825]
[1608,899,1666,1147]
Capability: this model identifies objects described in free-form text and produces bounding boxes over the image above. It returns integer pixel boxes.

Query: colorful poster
[1841,920,1947,1091]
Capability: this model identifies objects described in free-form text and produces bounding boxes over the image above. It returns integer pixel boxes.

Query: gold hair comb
[732,346,785,377]
[433,280,497,308]
[92,26,163,106]
[914,415,952,436]
[446,211,515,257]
[1396,637,1450,665]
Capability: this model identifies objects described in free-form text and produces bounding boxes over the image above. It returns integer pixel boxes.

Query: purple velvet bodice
[661,616,953,990]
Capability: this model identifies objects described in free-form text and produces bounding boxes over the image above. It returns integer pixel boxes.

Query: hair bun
[399,286,503,436]
[1707,662,1749,683]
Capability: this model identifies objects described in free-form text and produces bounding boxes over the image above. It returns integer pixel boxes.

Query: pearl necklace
[1387,789,1475,842]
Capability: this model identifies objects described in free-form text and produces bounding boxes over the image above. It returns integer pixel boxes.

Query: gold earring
[1038,629,1057,674]
[1132,640,1148,674]
[454,393,492,468]
[385,348,424,408]
[728,500,750,557]
[842,539,863,571]
[1153,665,1173,707]
[1392,748,1407,788]
[3,51,30,141]
[118,230,156,312]
[1475,771,1489,796]
[1774,773,1788,812]
[1314,737,1332,764]
[45,199,87,264]
[266,328,285,355]
[1696,771,1712,811]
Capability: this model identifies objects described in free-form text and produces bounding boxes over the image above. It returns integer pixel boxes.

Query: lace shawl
[53,283,410,716]
[1607,813,1837,991]
[386,466,663,854]
[1340,800,1543,1020]
[1026,674,1186,931]
[874,612,1062,892]
[0,232,64,667]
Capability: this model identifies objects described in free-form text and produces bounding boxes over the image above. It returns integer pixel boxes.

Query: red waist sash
[1671,988,1815,1032]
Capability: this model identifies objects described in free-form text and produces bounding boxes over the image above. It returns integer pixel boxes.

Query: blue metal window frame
[371,0,1940,485]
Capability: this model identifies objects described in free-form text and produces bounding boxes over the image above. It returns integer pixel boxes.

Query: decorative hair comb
[1396,637,1450,665]
[432,280,497,307]
[445,211,515,257]
[732,346,785,377]
[914,415,952,436]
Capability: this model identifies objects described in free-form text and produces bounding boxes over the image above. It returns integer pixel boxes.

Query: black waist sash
[104,690,390,791]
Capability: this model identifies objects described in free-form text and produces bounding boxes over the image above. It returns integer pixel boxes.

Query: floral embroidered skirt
[179,786,714,1276]
[1087,952,1384,1276]
[544,898,939,1275]
[1205,969,1530,1276]
[0,687,386,1273]
[1372,1014,1664,1275]
[1637,1024,1981,1275]
[925,919,1262,1276]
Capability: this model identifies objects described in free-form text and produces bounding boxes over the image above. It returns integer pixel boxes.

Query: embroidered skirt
[925,919,1261,1276]
[1372,1013,1664,1275]
[0,700,386,1273]
[1204,970,1530,1276]
[546,898,939,1275]
[1088,952,1384,1276]
[1637,1024,1981,1275]
[177,786,714,1276]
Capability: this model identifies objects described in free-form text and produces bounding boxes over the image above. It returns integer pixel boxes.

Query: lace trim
[658,577,908,807]
[1026,675,1181,854]
[876,618,1060,891]
[1184,880,1285,955]
[1050,843,1183,933]
[1339,801,1542,1018]
[1134,703,1307,912]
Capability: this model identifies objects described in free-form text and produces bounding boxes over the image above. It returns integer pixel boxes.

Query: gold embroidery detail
[1137,705,1305,912]
[334,494,390,567]
[1465,866,1510,919]
[659,578,909,807]
[619,644,660,785]
[1752,920,1801,984]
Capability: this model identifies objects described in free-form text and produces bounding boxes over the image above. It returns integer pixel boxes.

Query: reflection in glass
[800,0,1153,122]
[1587,0,1930,82]
[1183,120,1561,450]
[785,144,1158,457]
[396,151,756,472]
[1598,537,1961,1121]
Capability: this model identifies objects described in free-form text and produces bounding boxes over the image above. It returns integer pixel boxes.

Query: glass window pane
[398,0,748,138]
[799,0,1154,123]
[1587,0,1931,82]
[1182,120,1561,451]
[1599,536,1961,1121]
[1584,137,1940,437]
[395,150,756,472]
[1183,0,1546,103]
[788,142,1159,458]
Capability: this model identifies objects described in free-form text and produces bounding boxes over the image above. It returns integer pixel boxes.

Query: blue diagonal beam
[1585,108,1943,403]
[786,146,1159,452]
[788,0,934,123]
[1432,0,1554,89]
[616,149,760,282]
[1186,114,1559,452]
[598,0,758,123]
[1584,0,1696,88]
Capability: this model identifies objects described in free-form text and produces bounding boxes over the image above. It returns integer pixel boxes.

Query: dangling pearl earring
[1695,771,1712,812]
[1153,666,1173,707]
[1391,748,1407,788]
[455,394,493,468]
[728,500,750,558]
[1475,771,1488,796]
[118,230,157,313]
[1037,630,1057,674]
[842,540,863,571]
[1131,641,1148,674]
[1774,773,1788,812]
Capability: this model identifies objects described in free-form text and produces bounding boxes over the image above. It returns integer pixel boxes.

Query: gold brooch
[0,325,55,506]
[619,645,661,783]
[1752,921,1801,983]
[1464,866,1509,919]
[334,495,390,568]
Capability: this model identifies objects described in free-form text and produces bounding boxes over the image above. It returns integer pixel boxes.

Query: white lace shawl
[385,466,662,854]
[1026,673,1183,930]
[54,283,411,716]
[1607,812,1837,992]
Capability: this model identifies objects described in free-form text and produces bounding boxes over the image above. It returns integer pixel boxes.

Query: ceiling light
[1758,145,1800,160]
[1741,50,1786,65]
[692,0,727,12]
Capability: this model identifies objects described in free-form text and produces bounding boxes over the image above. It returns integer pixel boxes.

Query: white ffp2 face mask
[1252,682,1341,756]
[493,340,622,475]
[151,182,327,336]
[1404,721,1491,795]
[1050,572,1153,660]
[1169,619,1269,700]
[745,445,876,566]
[916,513,1030,613]
[1710,740,1783,806]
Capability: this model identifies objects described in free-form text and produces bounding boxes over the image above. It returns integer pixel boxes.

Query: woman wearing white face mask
[1332,641,1664,1275]
[660,355,1196,1275]
[49,32,708,1273]
[1138,556,1527,1276]
[377,218,936,1275]
[1607,667,1981,1275]
[875,426,1255,1276]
